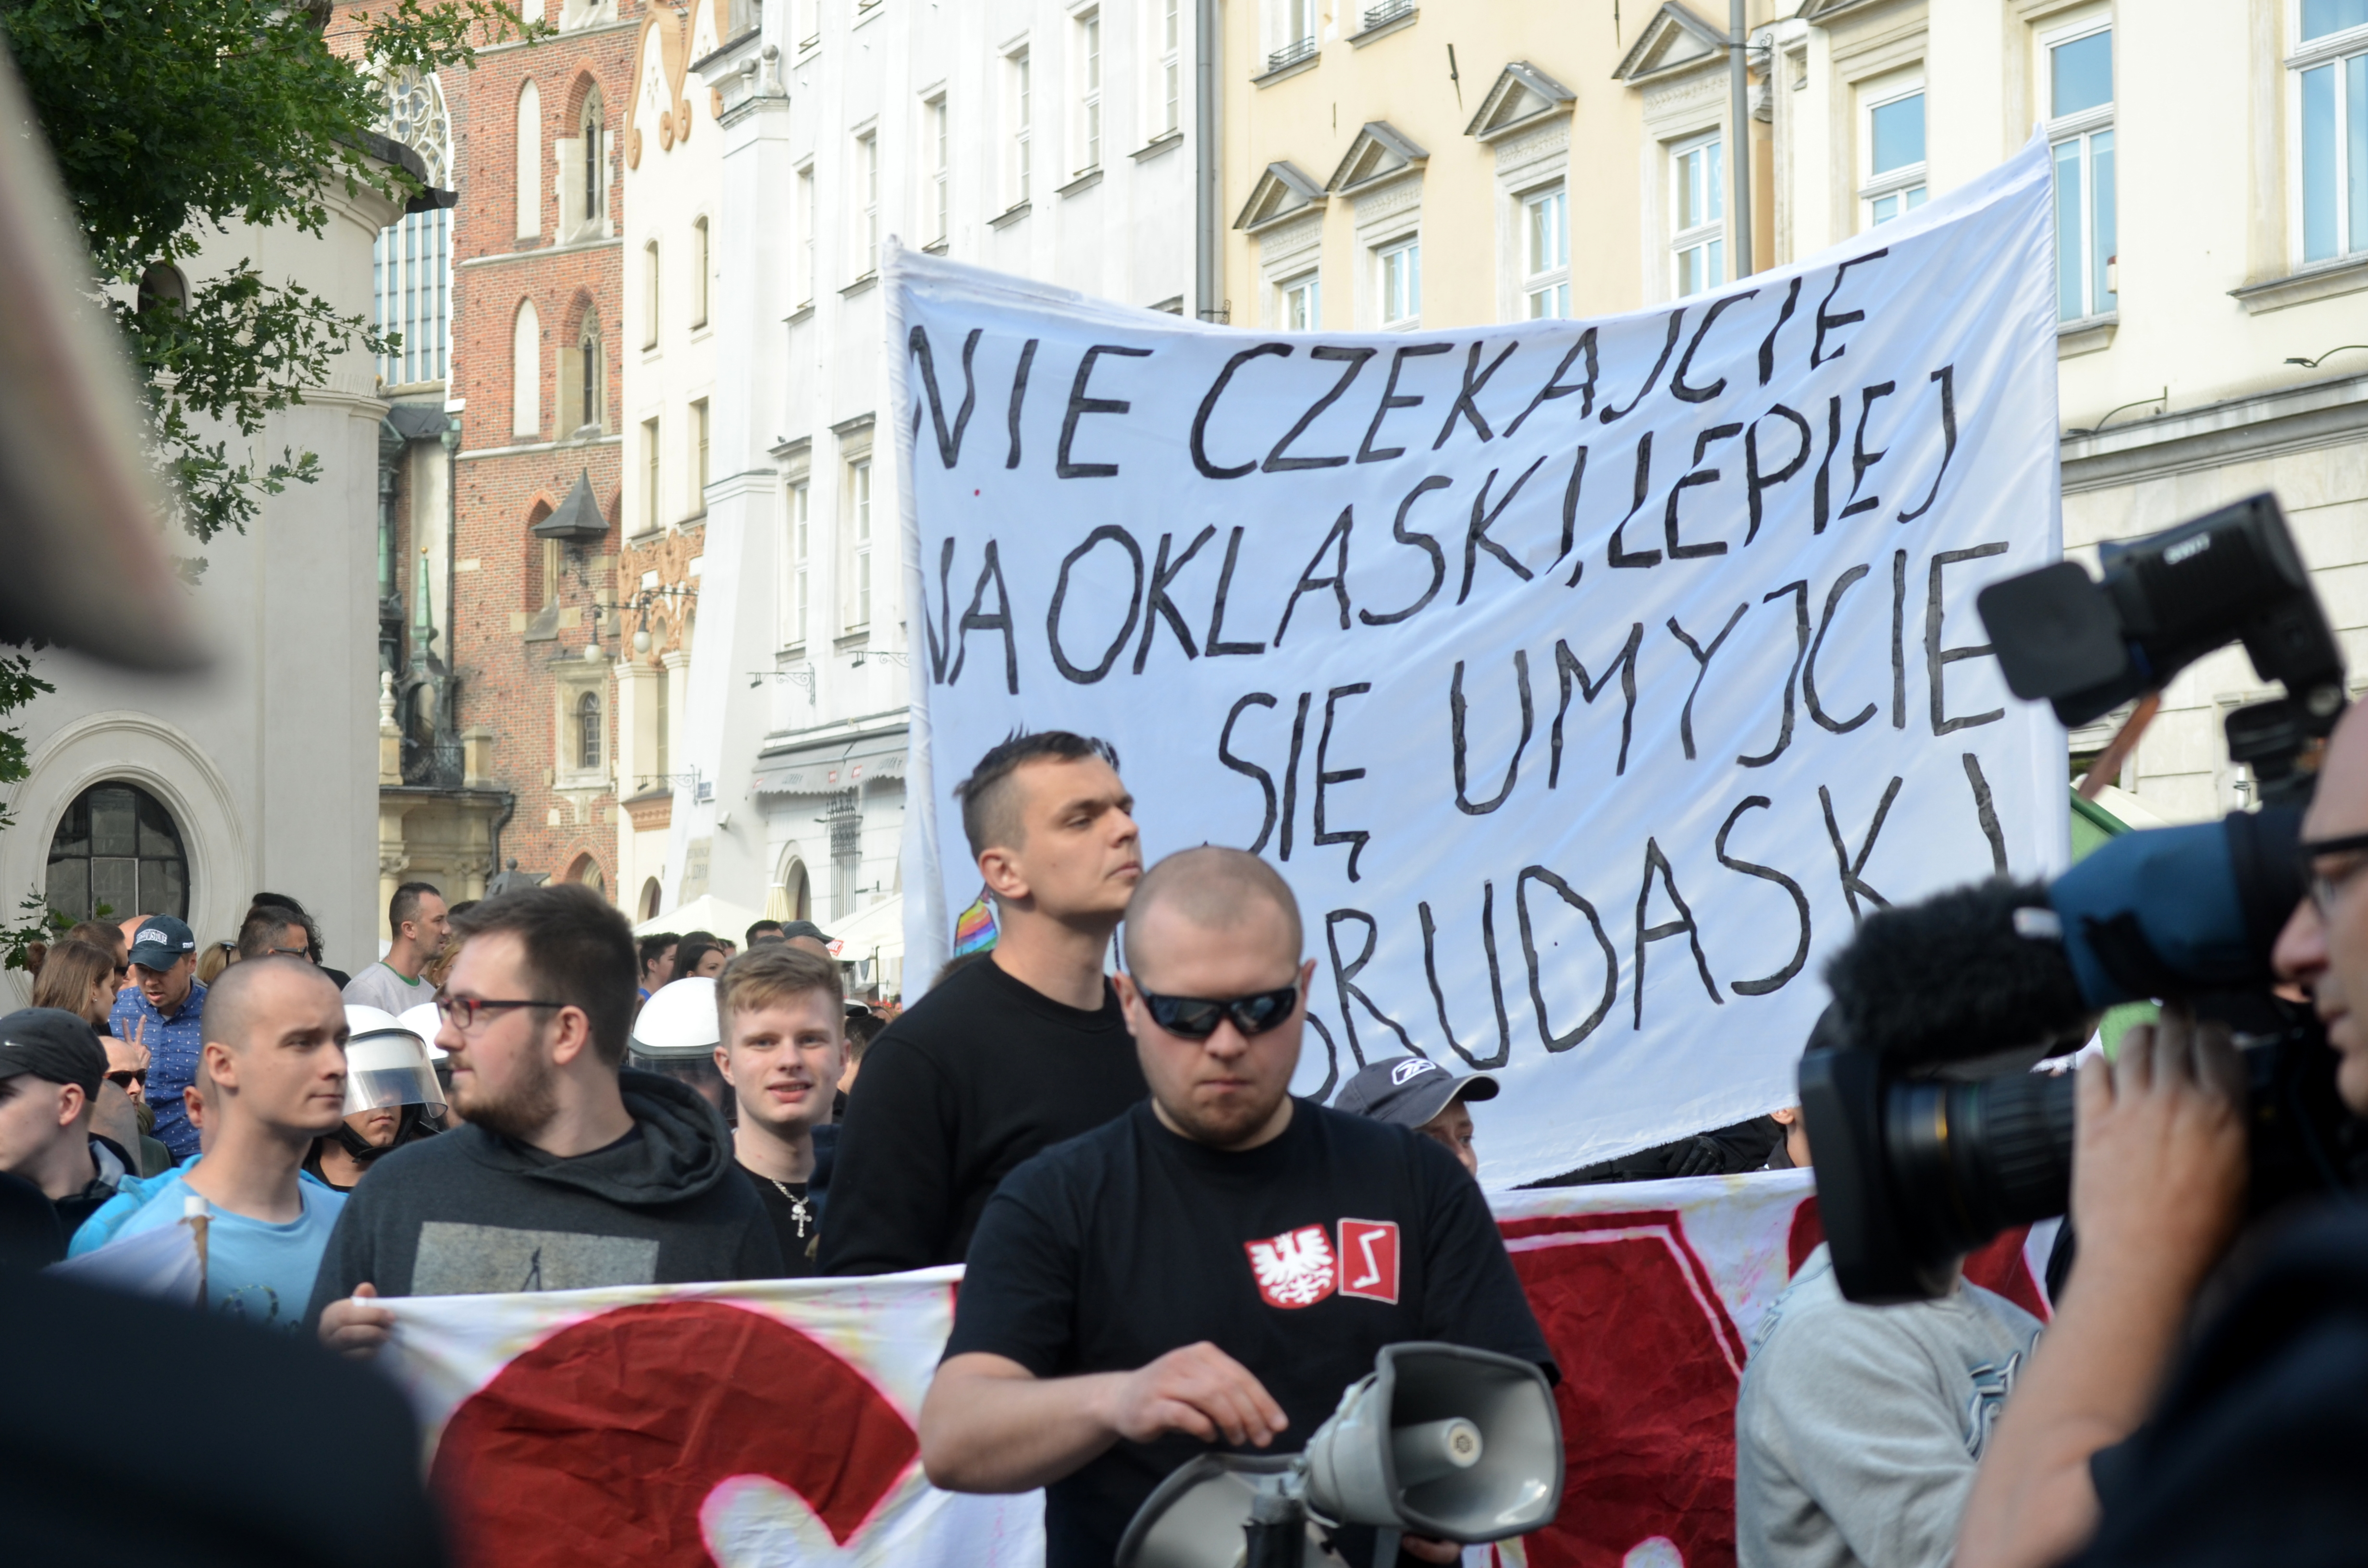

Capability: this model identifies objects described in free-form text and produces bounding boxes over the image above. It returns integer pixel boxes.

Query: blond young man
[714,947,847,1273]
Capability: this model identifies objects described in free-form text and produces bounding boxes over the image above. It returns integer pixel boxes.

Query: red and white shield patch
[1336,1219,1401,1304]
[1245,1225,1338,1309]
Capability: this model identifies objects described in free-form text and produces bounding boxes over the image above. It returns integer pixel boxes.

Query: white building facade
[638,0,1199,993]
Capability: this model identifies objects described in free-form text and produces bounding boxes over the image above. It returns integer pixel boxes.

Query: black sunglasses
[104,1068,146,1090]
[1136,983,1300,1040]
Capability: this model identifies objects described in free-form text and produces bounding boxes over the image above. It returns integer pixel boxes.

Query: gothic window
[581,88,605,227]
[517,80,543,238]
[512,298,541,435]
[576,690,603,770]
[373,71,453,387]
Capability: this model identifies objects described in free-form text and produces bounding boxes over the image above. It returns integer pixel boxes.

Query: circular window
[47,782,189,924]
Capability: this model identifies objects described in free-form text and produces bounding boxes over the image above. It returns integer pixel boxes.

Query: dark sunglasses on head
[1137,982,1300,1040]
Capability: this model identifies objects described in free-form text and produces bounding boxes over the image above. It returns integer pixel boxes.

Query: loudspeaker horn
[1301,1343,1562,1542]
[1116,1455,1330,1568]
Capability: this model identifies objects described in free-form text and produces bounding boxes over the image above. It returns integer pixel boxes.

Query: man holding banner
[920,847,1552,1568]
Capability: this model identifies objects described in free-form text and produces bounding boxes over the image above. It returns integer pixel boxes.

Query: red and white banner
[380,1173,2051,1568]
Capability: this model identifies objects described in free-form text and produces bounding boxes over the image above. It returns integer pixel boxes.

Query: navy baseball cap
[1331,1054,1500,1129]
[125,915,197,972]
[0,1007,108,1097]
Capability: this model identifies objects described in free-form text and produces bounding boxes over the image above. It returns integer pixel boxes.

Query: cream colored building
[1222,0,1652,332]
[1763,0,2368,821]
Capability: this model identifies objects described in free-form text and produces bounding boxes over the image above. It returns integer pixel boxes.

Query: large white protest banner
[891,139,2067,1185]
[379,1180,2052,1568]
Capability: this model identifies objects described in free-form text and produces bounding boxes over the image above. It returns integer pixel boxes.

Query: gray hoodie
[303,1069,784,1322]
[1735,1242,2042,1568]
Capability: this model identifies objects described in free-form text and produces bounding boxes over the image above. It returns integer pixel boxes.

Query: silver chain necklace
[768,1179,813,1237]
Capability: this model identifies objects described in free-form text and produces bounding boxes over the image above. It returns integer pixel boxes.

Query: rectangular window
[1862,87,1928,226]
[1671,135,1725,295]
[654,669,669,782]
[1160,0,1181,135]
[797,164,817,304]
[1523,186,1570,318]
[642,417,661,531]
[2047,28,2116,321]
[372,207,449,386]
[1282,272,1320,329]
[2299,35,2368,265]
[691,398,710,516]
[856,130,880,276]
[1270,0,1316,71]
[2307,0,2368,41]
[1011,49,1033,205]
[1079,11,1102,172]
[790,480,811,645]
[798,0,818,47]
[642,241,660,348]
[691,216,710,328]
[929,96,950,244]
[1379,239,1420,325]
[848,458,873,629]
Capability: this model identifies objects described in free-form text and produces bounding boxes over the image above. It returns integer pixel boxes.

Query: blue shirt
[70,1162,346,1333]
[111,976,208,1161]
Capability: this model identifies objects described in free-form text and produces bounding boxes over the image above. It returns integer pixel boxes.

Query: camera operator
[917,847,1553,1568]
[1956,708,2368,1568]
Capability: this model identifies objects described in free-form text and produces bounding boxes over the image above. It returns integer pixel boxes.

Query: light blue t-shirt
[69,1161,346,1333]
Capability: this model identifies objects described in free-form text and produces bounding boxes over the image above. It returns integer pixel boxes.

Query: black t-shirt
[944,1099,1555,1568]
[745,1169,823,1277]
[819,956,1146,1274]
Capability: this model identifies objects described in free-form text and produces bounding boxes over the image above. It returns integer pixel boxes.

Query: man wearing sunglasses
[821,731,1150,1275]
[920,847,1552,1568]
[1958,699,2368,1568]
[307,883,781,1356]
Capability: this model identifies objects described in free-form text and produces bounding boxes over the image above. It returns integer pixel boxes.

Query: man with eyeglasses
[919,847,1552,1568]
[307,883,780,1355]
[1957,700,2368,1568]
[820,731,1150,1275]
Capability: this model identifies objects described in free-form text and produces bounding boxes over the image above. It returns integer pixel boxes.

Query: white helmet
[396,1000,447,1061]
[343,1004,447,1115]
[630,976,721,1060]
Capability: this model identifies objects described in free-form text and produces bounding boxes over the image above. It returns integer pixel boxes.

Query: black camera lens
[1883,1071,2077,1267]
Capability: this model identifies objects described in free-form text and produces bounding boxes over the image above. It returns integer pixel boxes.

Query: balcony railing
[1266,35,1318,73]
[401,736,464,789]
[1361,0,1414,30]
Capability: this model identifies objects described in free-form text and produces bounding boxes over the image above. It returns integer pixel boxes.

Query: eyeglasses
[265,945,310,959]
[2301,830,2368,914]
[433,995,565,1032]
[1135,982,1300,1040]
[104,1068,146,1090]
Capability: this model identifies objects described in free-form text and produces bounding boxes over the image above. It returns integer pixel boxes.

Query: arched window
[136,264,187,317]
[576,313,604,431]
[640,877,662,920]
[567,854,605,894]
[512,298,541,435]
[580,88,605,227]
[516,80,543,239]
[373,71,453,386]
[46,782,188,923]
[576,689,603,769]
[642,241,659,347]
[691,217,710,328]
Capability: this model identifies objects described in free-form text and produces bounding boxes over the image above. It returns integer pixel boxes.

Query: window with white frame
[642,241,659,347]
[927,95,950,244]
[1282,271,1320,330]
[642,416,661,528]
[1078,11,1103,172]
[1269,0,1316,72]
[1671,135,1725,295]
[373,72,452,387]
[691,398,709,516]
[2047,25,2115,319]
[1523,185,1570,318]
[790,478,812,644]
[691,216,710,327]
[1158,0,1181,136]
[847,456,873,630]
[1862,85,1927,226]
[2297,1,2368,267]
[1010,48,1033,206]
[576,690,603,771]
[797,163,817,304]
[855,129,880,276]
[797,0,819,48]
[1378,238,1420,325]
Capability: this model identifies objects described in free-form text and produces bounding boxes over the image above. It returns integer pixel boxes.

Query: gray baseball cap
[1331,1054,1500,1129]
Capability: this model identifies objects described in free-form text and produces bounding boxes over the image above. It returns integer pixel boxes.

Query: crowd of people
[8,709,2368,1565]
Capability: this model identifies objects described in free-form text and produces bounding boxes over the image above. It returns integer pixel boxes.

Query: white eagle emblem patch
[1245,1225,1338,1309]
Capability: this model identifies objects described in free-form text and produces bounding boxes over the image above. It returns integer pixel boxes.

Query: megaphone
[1115,1343,1562,1568]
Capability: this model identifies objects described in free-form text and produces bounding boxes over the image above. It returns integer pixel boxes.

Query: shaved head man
[70,957,353,1332]
[923,846,1554,1568]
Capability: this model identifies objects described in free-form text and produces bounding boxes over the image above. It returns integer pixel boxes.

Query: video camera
[1801,493,2357,1304]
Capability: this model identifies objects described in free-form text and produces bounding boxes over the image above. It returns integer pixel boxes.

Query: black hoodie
[303,1069,784,1323]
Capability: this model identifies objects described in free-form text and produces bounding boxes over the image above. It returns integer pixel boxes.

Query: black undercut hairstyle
[451,883,638,1067]
[953,730,1121,861]
[638,932,681,974]
[236,904,311,961]
[389,880,442,937]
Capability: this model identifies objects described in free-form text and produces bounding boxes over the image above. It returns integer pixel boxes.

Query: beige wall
[1766,0,2368,821]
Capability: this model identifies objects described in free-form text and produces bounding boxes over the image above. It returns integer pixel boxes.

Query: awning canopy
[751,727,909,796]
